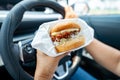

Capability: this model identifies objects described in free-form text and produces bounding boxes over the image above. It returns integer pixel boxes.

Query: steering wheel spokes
[54,62,69,80]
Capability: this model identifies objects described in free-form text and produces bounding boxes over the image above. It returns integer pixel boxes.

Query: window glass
[72,0,120,15]
[0,0,120,15]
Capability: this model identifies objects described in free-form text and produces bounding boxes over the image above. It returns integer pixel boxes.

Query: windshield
[0,0,120,15]
[57,0,120,15]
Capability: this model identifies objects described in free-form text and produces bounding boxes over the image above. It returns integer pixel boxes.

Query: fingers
[56,51,71,59]
[65,6,73,12]
[37,49,70,61]
[36,50,45,56]
[64,6,78,19]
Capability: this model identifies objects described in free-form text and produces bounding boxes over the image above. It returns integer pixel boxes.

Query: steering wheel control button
[22,44,36,63]
[24,44,34,54]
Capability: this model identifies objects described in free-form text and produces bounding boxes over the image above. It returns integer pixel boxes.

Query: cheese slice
[51,28,79,36]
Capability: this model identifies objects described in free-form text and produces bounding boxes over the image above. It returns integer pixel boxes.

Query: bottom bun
[55,36,85,53]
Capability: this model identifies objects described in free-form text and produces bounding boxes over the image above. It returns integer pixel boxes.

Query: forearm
[34,51,59,80]
[86,39,120,76]
[34,61,58,80]
[34,66,54,80]
[34,72,52,80]
[34,50,68,80]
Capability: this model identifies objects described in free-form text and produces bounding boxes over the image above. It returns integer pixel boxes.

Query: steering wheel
[0,0,82,80]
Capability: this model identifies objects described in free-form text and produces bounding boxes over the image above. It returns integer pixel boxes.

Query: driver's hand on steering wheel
[34,6,78,80]
[65,6,78,19]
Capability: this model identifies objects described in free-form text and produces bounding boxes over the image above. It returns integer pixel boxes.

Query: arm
[86,39,120,76]
[34,50,69,80]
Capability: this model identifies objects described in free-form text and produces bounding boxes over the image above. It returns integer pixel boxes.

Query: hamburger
[50,21,85,53]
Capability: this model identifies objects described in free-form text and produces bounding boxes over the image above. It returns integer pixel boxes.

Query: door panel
[81,15,120,50]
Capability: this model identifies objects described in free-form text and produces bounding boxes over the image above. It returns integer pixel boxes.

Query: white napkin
[31,18,94,57]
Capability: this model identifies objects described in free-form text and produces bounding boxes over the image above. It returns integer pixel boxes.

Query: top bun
[50,22,80,34]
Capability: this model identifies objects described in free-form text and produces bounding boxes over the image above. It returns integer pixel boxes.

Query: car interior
[0,0,120,80]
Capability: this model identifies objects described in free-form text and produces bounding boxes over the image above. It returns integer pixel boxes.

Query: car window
[57,0,120,15]
[87,0,120,15]
[0,0,120,15]
[0,0,21,10]
[71,0,120,15]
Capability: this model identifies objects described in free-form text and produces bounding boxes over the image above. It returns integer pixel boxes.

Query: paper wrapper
[31,18,94,57]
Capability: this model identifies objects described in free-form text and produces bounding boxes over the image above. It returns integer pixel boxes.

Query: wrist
[34,66,54,80]
[34,72,53,80]
[34,61,58,80]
